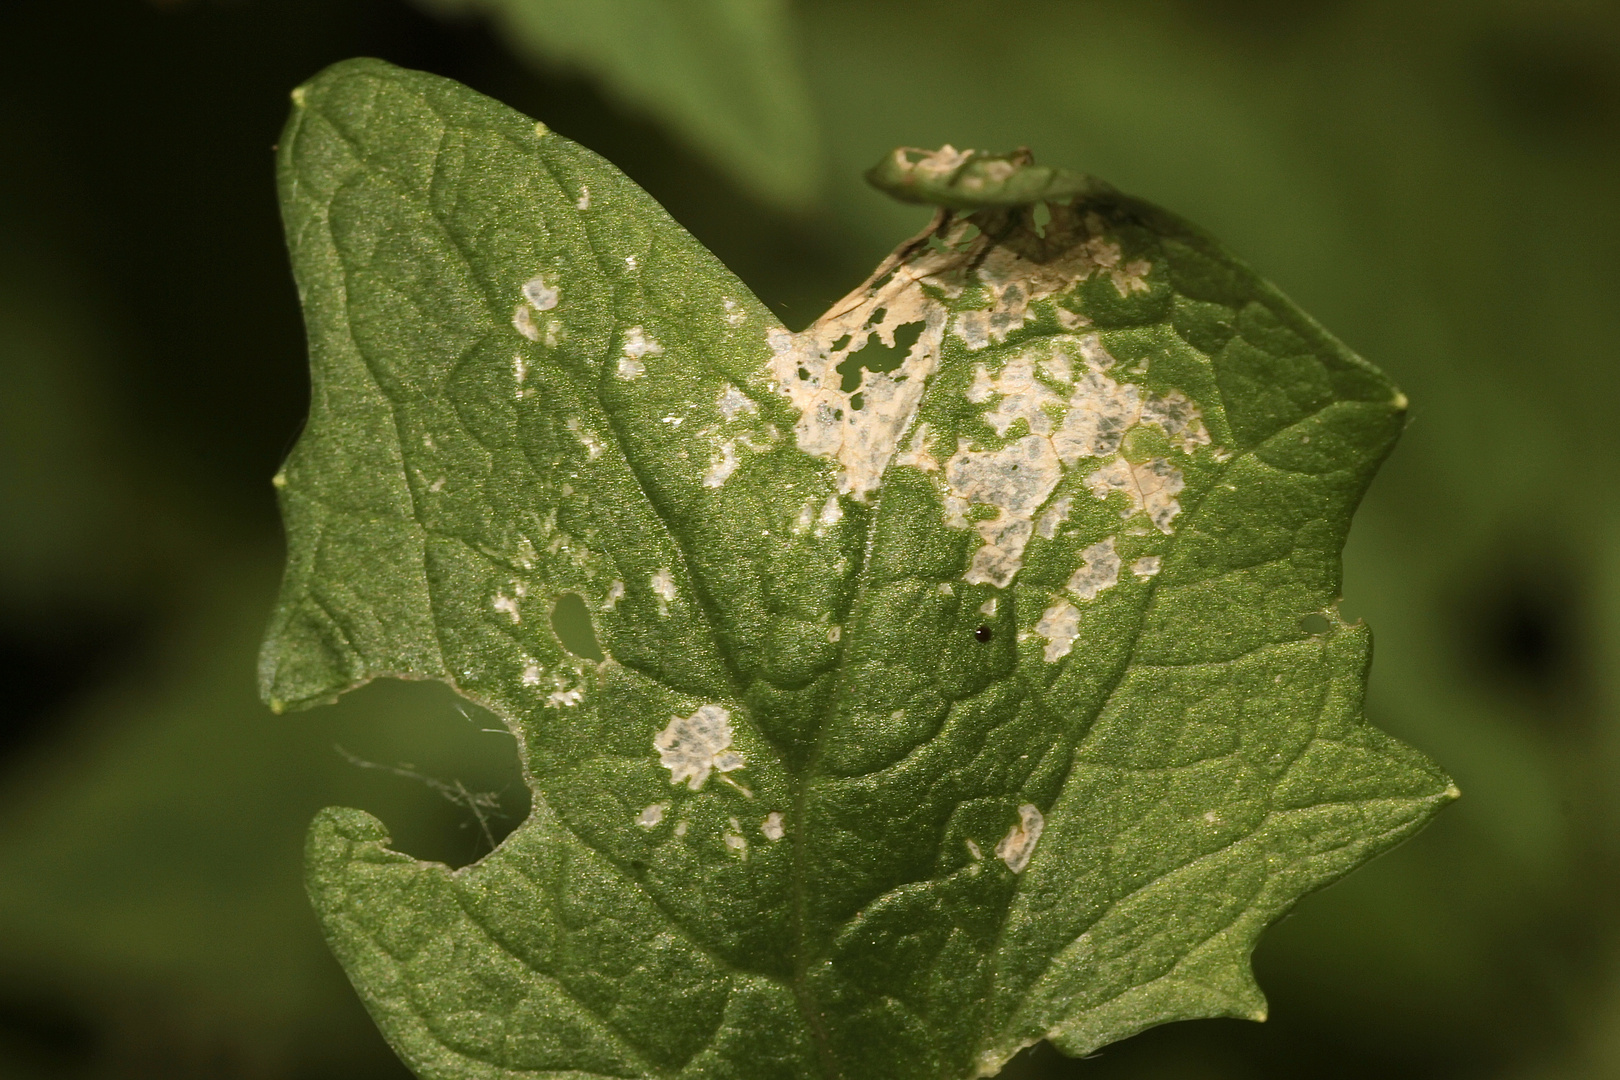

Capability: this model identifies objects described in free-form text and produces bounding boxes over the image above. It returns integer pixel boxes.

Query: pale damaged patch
[523,275,559,312]
[717,384,758,420]
[1035,600,1080,662]
[603,580,625,610]
[767,215,982,500]
[617,358,645,380]
[513,274,559,341]
[996,803,1044,873]
[576,186,590,210]
[722,298,747,328]
[493,590,522,623]
[1066,537,1120,600]
[949,212,1152,353]
[946,435,1063,587]
[650,568,677,615]
[703,441,740,488]
[637,803,666,828]
[655,705,744,791]
[565,418,604,460]
[724,817,749,860]
[1131,555,1162,580]
[1036,496,1071,540]
[622,326,662,368]
[769,206,1207,591]
[1086,456,1185,533]
[814,494,843,538]
[896,423,940,472]
[513,304,542,341]
[761,812,785,841]
[942,331,1206,582]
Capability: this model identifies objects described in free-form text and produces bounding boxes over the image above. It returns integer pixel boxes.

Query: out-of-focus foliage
[0,0,1617,1078]
[410,0,821,207]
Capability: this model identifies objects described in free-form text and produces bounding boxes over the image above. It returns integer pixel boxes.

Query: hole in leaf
[1033,200,1052,237]
[836,320,927,394]
[1299,612,1332,636]
[974,625,993,643]
[551,592,605,660]
[325,680,529,869]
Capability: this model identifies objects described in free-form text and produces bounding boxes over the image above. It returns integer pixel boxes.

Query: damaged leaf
[263,59,1455,1080]
[865,144,1114,209]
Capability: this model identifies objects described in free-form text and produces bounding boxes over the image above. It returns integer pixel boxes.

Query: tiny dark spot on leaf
[974,625,993,643]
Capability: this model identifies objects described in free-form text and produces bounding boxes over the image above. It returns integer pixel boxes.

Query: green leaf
[412,0,820,207]
[264,59,1455,1080]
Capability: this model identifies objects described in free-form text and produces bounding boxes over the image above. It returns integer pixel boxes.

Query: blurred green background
[2,0,1618,1077]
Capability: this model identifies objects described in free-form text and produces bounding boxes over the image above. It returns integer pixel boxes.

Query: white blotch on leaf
[576,186,590,210]
[651,568,676,615]
[547,687,583,708]
[1035,600,1080,662]
[896,423,940,472]
[945,435,1063,587]
[704,440,740,488]
[826,625,842,643]
[617,357,645,380]
[655,705,745,791]
[722,298,747,328]
[941,332,1206,583]
[1131,555,1162,580]
[769,208,1208,589]
[724,817,749,860]
[565,418,604,460]
[637,803,666,828]
[513,304,541,341]
[493,592,521,623]
[522,275,559,311]
[979,598,998,616]
[1066,537,1120,601]
[761,812,785,840]
[965,838,983,860]
[814,494,843,537]
[603,580,625,610]
[1085,456,1185,533]
[1036,496,1072,540]
[521,663,542,686]
[623,326,662,363]
[996,803,1044,873]
[717,384,758,420]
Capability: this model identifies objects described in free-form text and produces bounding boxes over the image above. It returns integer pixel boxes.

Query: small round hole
[974,626,993,643]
